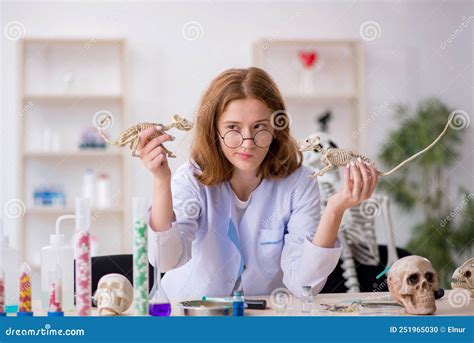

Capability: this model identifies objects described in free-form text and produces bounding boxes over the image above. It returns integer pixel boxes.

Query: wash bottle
[41,215,74,313]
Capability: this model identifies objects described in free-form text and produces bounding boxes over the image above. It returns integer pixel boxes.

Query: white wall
[1,1,473,253]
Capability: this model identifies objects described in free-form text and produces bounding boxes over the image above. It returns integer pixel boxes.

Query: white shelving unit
[253,39,367,150]
[16,38,130,268]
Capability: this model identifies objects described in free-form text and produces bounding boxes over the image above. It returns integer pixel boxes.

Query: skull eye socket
[425,272,434,282]
[465,270,472,278]
[407,273,419,285]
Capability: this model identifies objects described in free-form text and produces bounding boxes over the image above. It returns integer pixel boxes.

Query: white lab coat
[147,160,342,303]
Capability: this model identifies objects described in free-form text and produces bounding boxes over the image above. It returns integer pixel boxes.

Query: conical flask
[148,235,171,316]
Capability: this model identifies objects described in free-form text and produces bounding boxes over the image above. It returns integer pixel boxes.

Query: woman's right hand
[138,126,174,180]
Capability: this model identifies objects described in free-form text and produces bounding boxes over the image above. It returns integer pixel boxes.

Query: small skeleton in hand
[97,113,193,157]
[299,114,457,178]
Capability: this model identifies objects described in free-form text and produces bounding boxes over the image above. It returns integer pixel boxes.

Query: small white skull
[451,257,474,299]
[95,273,133,316]
[387,255,439,315]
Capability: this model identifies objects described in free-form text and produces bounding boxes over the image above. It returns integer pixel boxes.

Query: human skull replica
[387,256,439,315]
[94,273,133,316]
[451,257,474,299]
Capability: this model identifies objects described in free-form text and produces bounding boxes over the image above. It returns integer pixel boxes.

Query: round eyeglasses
[217,129,274,149]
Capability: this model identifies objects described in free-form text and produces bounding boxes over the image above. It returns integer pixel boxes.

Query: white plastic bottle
[40,215,75,311]
[96,173,111,208]
[0,219,19,313]
[82,169,96,206]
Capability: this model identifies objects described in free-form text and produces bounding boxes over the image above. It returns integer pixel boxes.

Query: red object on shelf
[298,50,318,69]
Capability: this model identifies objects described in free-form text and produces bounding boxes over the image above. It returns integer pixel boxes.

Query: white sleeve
[280,170,343,297]
[147,163,202,272]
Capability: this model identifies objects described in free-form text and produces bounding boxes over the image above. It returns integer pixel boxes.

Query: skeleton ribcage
[319,181,361,292]
[341,201,381,266]
[327,148,354,166]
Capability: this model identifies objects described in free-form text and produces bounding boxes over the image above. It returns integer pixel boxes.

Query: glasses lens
[223,131,243,148]
[254,130,273,148]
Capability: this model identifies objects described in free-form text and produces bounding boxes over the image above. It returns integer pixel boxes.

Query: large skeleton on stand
[302,111,399,292]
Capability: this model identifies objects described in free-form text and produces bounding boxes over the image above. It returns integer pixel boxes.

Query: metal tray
[180,300,247,316]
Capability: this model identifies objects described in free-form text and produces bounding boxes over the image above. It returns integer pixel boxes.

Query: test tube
[18,262,33,316]
[0,220,8,316]
[75,198,91,316]
[0,269,5,316]
[132,197,148,315]
[48,264,63,316]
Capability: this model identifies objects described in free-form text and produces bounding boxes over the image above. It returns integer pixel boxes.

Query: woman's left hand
[327,158,379,213]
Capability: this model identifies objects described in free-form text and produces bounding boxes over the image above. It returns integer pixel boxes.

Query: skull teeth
[417,293,434,303]
[451,278,467,285]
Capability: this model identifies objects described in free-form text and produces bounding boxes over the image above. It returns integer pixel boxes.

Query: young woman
[141,67,378,302]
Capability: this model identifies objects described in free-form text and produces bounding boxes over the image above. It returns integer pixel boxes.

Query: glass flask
[148,236,171,317]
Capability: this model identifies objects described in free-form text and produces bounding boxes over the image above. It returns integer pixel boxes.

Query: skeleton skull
[387,255,439,315]
[298,136,323,152]
[451,257,474,299]
[95,273,133,316]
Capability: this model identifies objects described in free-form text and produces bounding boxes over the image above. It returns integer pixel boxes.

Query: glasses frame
[217,129,275,149]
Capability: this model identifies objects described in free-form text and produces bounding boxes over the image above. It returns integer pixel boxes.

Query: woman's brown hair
[191,67,302,186]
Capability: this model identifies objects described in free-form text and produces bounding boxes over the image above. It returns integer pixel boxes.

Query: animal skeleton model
[451,257,474,299]
[97,113,193,157]
[306,132,397,293]
[299,114,457,178]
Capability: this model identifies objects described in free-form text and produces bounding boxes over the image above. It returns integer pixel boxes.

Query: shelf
[24,150,123,158]
[252,37,366,153]
[27,206,124,215]
[22,37,124,45]
[257,38,359,47]
[23,94,123,101]
[17,37,127,265]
